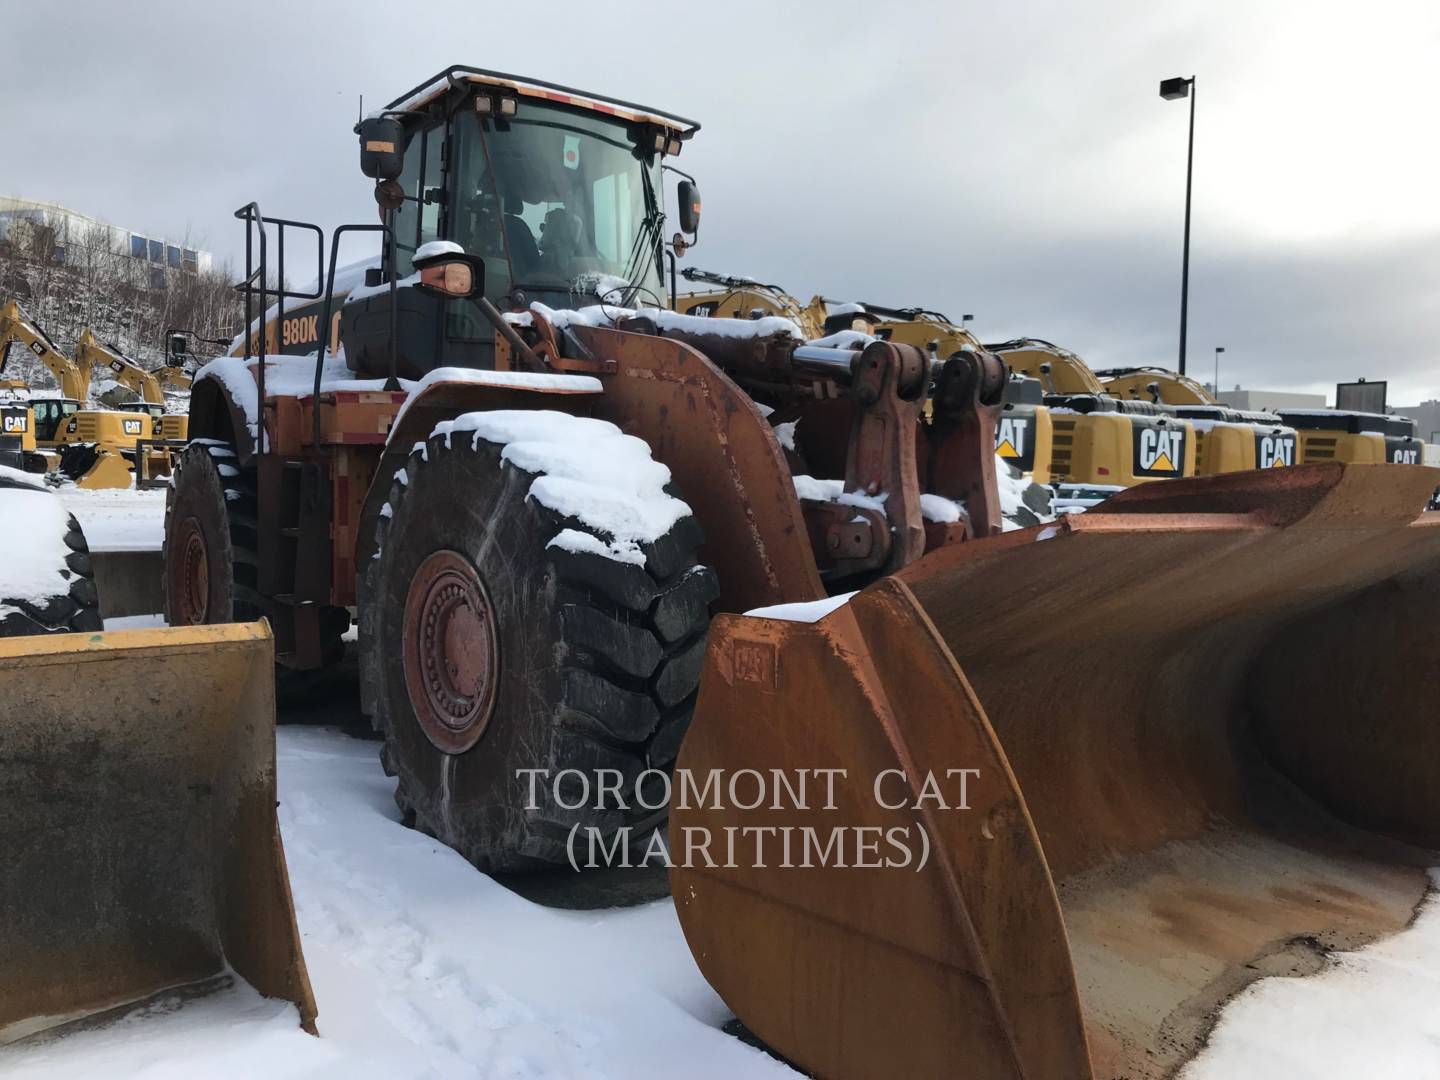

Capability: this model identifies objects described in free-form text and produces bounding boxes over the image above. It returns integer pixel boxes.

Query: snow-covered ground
[57,485,166,551]
[16,484,1440,1079]
[1,727,796,1080]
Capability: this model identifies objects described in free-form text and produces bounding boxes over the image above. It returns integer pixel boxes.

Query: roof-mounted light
[475,93,519,118]
[665,135,683,157]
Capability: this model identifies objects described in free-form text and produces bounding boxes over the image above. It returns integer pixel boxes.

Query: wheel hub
[174,517,210,624]
[403,550,499,753]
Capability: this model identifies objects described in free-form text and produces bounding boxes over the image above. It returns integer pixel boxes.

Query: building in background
[0,196,212,277]
[1389,401,1440,443]
[1212,386,1328,412]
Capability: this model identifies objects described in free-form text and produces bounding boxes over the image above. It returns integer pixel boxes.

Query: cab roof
[386,66,700,137]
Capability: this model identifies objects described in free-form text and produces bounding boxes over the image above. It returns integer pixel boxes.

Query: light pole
[1213,346,1225,397]
[961,314,974,328]
[1160,75,1196,375]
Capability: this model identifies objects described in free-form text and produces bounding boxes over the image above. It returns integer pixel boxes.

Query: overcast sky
[3,0,1437,401]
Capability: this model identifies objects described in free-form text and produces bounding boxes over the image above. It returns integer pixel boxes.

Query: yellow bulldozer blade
[0,622,316,1044]
[73,448,136,490]
[672,463,1440,1079]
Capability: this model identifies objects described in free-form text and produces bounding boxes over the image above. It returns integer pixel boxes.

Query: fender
[353,375,604,570]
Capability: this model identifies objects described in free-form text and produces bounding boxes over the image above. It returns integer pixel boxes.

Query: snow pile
[0,472,73,606]
[195,351,409,446]
[634,307,804,342]
[389,367,602,437]
[919,493,963,523]
[1185,872,1440,1079]
[0,728,795,1080]
[58,486,167,552]
[773,421,798,452]
[996,455,1053,530]
[805,329,875,351]
[504,302,633,331]
[573,272,632,301]
[790,475,887,513]
[429,411,691,565]
[746,591,857,623]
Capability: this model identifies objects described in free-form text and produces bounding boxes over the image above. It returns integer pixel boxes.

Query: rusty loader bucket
[672,463,1440,1079]
[0,623,316,1043]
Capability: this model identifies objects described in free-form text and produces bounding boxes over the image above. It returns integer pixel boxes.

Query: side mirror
[413,246,486,300]
[677,179,701,234]
[167,333,187,362]
[358,116,405,181]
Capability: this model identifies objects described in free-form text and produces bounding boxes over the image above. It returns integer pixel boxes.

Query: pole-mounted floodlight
[1161,75,1197,375]
[1213,345,1225,396]
[961,314,974,327]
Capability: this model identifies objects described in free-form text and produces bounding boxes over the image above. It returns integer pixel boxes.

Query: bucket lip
[0,620,271,662]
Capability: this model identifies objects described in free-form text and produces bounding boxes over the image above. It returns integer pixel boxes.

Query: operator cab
[28,398,79,443]
[340,67,701,379]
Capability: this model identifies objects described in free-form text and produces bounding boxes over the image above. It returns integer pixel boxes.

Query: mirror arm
[474,296,545,371]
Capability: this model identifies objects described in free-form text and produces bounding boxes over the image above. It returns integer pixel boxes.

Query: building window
[130,235,147,259]
[167,246,181,269]
[148,239,164,263]
[182,249,198,273]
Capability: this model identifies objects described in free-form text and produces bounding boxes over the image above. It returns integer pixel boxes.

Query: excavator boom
[0,298,93,401]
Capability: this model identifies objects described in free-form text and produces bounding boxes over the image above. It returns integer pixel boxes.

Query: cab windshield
[452,103,666,304]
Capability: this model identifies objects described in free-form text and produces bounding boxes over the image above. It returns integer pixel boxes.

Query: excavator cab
[29,396,79,443]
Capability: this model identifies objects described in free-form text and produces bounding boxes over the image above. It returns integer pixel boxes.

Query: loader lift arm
[0,298,93,401]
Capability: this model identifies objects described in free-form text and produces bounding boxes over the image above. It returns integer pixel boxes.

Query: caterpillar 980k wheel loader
[0,468,314,1044]
[159,66,1440,1078]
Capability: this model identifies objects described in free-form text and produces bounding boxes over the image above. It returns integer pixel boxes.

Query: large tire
[164,440,347,695]
[0,474,102,636]
[360,418,716,872]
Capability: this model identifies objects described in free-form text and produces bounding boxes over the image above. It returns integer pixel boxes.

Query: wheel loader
[1099,364,1300,475]
[148,65,1440,1077]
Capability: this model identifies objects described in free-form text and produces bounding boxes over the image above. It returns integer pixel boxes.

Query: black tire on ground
[0,475,102,637]
[360,422,716,873]
[163,440,347,697]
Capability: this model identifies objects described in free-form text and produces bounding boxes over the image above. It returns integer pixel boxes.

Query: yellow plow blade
[0,622,316,1043]
[673,463,1440,1079]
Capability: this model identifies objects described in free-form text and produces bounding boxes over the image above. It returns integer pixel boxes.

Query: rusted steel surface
[571,322,824,613]
[673,579,1090,1079]
[0,623,316,1043]
[927,351,1006,536]
[840,342,926,570]
[677,464,1440,1079]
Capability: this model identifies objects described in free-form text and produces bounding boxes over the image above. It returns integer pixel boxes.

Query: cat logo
[110,360,127,373]
[994,415,1037,471]
[3,413,27,434]
[122,418,143,436]
[1255,433,1296,468]
[1392,447,1420,464]
[1133,424,1186,476]
[29,341,45,356]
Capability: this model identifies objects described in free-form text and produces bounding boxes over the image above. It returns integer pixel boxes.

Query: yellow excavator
[72,329,188,486]
[7,65,1440,1080]
[1098,365,1300,475]
[0,301,170,487]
